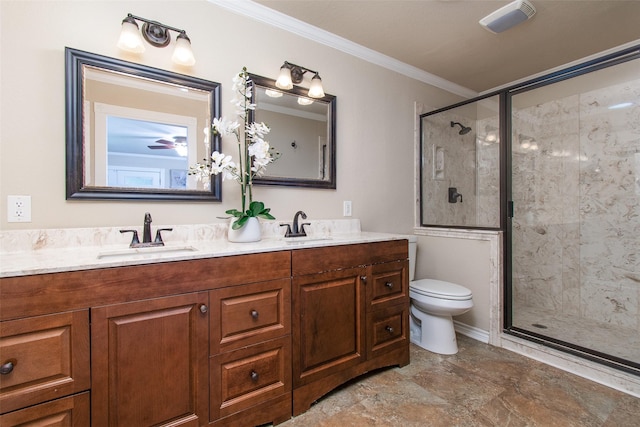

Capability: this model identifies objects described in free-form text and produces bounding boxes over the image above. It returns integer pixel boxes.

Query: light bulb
[117,18,145,53]
[308,73,325,98]
[172,33,195,66]
[275,66,293,90]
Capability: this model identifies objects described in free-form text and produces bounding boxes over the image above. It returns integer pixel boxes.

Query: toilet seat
[410,279,472,301]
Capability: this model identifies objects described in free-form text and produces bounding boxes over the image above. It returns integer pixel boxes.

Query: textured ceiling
[253,0,640,93]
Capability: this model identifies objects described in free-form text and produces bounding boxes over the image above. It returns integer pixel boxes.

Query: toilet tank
[408,236,417,282]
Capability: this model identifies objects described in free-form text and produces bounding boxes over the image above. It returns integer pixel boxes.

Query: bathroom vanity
[0,226,409,426]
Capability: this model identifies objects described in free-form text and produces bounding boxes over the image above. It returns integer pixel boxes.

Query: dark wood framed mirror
[249,73,336,189]
[65,47,221,201]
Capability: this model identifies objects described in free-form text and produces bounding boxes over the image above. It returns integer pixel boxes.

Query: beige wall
[414,235,493,331]
[0,0,460,232]
[1,1,501,333]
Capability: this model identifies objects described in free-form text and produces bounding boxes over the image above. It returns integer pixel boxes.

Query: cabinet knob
[360,275,367,282]
[385,326,394,334]
[385,281,394,289]
[250,309,259,319]
[250,370,259,382]
[0,359,16,375]
[199,304,208,314]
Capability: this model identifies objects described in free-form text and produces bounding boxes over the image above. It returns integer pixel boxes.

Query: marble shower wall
[421,105,500,228]
[511,78,640,333]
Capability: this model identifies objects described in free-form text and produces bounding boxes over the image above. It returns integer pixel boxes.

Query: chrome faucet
[142,212,153,243]
[120,212,173,248]
[280,210,310,238]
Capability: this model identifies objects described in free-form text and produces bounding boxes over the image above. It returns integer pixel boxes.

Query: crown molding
[208,0,477,99]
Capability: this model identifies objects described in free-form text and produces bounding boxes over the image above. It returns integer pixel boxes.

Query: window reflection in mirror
[65,48,221,201]
[249,74,336,189]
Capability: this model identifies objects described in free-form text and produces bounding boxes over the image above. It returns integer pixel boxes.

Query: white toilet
[408,236,473,355]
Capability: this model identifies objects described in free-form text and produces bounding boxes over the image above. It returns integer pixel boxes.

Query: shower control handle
[448,187,463,203]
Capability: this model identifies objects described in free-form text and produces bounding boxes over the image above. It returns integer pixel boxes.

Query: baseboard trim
[454,321,489,344]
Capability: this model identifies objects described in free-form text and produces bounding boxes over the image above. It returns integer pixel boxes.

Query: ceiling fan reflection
[147,136,188,156]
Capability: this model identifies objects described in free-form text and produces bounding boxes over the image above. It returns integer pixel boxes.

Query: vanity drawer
[210,336,291,421]
[368,260,409,310]
[210,278,290,354]
[366,303,408,359]
[0,392,89,426]
[0,310,90,414]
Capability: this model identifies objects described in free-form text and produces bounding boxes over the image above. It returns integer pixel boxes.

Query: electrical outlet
[343,200,352,217]
[7,195,32,222]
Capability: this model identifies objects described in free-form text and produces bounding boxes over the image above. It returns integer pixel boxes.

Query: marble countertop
[0,219,410,278]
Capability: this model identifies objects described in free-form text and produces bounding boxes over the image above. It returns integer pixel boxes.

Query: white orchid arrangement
[189,68,278,229]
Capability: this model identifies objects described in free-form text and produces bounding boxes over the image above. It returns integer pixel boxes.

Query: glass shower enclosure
[420,45,640,374]
[507,51,640,374]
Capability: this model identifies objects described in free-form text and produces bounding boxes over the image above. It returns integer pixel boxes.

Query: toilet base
[410,305,460,355]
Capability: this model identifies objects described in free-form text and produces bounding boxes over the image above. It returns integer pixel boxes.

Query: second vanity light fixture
[117,13,196,66]
[275,61,325,99]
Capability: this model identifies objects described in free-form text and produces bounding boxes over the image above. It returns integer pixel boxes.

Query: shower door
[507,52,640,373]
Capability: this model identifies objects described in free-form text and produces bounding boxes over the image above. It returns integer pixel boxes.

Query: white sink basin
[97,245,198,259]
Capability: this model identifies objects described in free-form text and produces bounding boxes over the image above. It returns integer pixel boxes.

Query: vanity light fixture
[275,61,325,98]
[117,13,196,66]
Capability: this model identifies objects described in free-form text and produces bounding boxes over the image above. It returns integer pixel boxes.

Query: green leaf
[225,209,242,218]
[232,215,249,230]
[258,212,275,220]
[249,201,265,216]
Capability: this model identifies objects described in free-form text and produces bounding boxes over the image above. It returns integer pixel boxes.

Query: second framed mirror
[249,74,336,189]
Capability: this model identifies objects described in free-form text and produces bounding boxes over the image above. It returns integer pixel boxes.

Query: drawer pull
[385,326,394,334]
[199,304,208,314]
[360,275,367,282]
[250,370,259,382]
[1,359,16,375]
[385,281,394,289]
[250,309,259,319]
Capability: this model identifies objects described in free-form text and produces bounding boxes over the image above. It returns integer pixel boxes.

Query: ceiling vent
[479,0,536,34]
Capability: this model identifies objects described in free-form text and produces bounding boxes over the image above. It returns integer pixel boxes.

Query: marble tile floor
[276,335,640,426]
[512,306,640,365]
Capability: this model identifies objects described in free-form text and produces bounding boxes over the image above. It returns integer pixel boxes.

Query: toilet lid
[410,279,472,300]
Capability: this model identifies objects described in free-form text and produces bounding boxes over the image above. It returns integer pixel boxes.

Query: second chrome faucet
[280,210,310,238]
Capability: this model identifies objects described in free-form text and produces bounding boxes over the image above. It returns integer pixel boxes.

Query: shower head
[450,121,472,135]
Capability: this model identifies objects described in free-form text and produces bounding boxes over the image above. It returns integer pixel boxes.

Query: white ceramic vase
[227,217,262,243]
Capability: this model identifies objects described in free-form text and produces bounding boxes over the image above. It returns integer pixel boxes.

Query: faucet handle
[120,229,140,247]
[300,223,310,236]
[154,228,173,245]
[280,223,292,237]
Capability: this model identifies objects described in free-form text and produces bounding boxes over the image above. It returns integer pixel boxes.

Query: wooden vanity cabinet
[0,239,408,425]
[291,240,409,415]
[91,292,209,427]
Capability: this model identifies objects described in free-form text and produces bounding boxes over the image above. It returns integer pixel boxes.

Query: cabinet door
[91,293,208,427]
[293,267,366,387]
